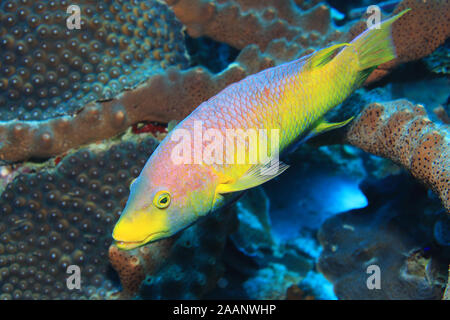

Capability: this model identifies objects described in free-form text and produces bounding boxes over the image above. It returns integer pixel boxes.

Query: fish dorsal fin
[216,158,290,194]
[307,43,351,69]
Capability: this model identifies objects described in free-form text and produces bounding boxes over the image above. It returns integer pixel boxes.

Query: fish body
[112,10,410,250]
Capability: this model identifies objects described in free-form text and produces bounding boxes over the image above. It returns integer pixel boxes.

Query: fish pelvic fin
[307,43,351,69]
[216,159,290,194]
[351,8,411,74]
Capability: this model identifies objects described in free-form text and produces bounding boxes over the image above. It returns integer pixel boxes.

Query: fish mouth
[114,231,169,250]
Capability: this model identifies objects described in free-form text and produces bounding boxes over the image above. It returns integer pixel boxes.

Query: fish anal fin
[216,160,289,194]
[301,116,354,143]
[307,43,351,69]
[312,116,354,135]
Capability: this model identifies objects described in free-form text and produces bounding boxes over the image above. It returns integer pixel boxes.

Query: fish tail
[350,8,410,76]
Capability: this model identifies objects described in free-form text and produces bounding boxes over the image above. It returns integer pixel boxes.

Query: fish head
[112,145,217,250]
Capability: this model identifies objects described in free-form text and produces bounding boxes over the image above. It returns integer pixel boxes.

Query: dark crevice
[185,35,240,73]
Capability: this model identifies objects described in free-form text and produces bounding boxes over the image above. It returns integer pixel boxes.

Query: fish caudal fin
[351,8,411,74]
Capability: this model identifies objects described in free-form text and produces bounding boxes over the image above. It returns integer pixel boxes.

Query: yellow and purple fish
[112,10,410,250]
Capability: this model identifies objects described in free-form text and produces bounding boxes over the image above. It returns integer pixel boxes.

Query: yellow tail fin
[351,8,411,71]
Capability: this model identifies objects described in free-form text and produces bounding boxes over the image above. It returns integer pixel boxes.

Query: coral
[434,106,450,124]
[318,174,449,299]
[108,237,176,297]
[345,99,450,212]
[109,204,238,299]
[0,0,188,122]
[286,284,315,300]
[424,44,450,75]
[229,187,274,258]
[167,0,450,85]
[0,45,275,162]
[0,132,159,299]
[243,262,304,299]
[208,188,315,299]
[445,268,450,300]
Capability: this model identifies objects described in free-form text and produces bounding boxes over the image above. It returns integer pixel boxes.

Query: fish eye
[153,191,171,209]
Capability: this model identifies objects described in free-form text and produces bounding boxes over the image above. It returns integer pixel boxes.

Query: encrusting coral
[345,99,450,212]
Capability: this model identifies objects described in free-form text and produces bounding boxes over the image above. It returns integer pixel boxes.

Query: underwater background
[0,0,449,300]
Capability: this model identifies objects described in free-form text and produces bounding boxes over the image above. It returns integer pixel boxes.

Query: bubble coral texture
[109,204,238,299]
[0,0,189,122]
[0,133,159,299]
[346,99,450,212]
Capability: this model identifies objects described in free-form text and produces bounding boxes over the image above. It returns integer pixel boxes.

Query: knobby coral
[0,0,188,121]
[0,132,159,299]
[318,174,448,299]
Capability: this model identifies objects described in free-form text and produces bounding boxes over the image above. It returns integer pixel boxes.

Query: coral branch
[345,100,450,212]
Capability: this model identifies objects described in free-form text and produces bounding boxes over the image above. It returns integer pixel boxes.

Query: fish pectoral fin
[216,159,290,194]
[307,43,351,69]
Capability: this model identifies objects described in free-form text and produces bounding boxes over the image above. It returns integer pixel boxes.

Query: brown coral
[164,0,338,51]
[0,132,159,299]
[345,100,450,212]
